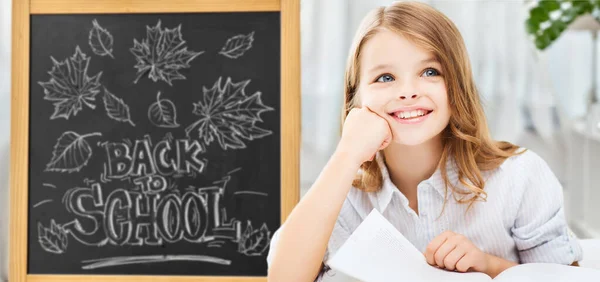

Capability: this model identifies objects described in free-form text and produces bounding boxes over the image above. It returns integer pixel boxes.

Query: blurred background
[2,0,600,280]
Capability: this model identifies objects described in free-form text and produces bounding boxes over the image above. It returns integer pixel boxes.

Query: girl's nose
[399,94,419,100]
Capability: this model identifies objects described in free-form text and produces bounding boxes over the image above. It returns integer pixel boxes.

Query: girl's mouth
[389,109,433,124]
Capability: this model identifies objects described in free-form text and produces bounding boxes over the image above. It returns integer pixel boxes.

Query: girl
[267,1,582,281]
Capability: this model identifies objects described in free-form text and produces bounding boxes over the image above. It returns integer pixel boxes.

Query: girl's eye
[376,74,395,83]
[422,68,440,77]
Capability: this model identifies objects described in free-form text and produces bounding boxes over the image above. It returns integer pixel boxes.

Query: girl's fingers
[370,139,390,161]
[434,240,457,268]
[378,137,391,150]
[443,247,468,271]
[455,253,475,273]
[424,231,454,265]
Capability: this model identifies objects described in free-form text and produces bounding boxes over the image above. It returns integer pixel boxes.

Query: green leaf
[562,7,583,21]
[572,0,593,12]
[530,6,550,22]
[571,2,593,16]
[546,25,561,41]
[535,31,551,50]
[552,19,568,33]
[539,0,561,11]
[526,18,540,34]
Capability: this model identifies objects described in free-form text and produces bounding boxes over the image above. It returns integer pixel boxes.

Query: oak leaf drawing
[38,46,103,120]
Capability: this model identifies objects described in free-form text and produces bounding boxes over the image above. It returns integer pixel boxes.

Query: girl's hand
[336,106,392,166]
[423,231,489,274]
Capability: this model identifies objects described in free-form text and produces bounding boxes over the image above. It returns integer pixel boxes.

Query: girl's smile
[388,106,434,124]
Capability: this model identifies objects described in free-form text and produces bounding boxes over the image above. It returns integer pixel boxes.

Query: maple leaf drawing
[130,20,204,86]
[38,46,103,120]
[185,77,274,150]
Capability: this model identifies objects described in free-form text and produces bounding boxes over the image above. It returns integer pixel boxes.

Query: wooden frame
[10,0,300,281]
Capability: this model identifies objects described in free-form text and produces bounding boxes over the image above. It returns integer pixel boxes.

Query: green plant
[526,0,600,50]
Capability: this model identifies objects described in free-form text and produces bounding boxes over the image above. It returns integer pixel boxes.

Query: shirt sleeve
[510,151,583,264]
[266,216,353,282]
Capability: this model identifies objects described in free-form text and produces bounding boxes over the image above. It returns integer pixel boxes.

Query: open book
[327,209,600,282]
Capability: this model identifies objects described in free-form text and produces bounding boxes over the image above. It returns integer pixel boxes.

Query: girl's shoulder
[497,147,550,173]
[494,147,561,192]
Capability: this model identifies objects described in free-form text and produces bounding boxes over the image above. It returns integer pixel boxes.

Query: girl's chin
[389,130,440,146]
[389,137,429,147]
[388,129,445,147]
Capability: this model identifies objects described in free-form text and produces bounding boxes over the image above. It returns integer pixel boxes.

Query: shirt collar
[374,151,459,213]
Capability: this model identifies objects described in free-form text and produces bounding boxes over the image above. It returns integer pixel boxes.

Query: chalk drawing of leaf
[38,219,68,254]
[130,20,204,86]
[38,46,103,120]
[184,77,274,150]
[103,88,135,126]
[148,91,179,128]
[45,131,102,173]
[88,19,114,58]
[238,222,270,256]
[219,31,254,59]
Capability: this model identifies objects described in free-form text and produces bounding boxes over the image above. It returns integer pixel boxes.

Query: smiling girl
[267,2,582,281]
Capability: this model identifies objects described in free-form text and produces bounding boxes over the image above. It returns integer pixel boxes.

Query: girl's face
[357,29,451,146]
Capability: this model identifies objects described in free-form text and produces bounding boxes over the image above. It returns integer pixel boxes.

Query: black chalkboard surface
[28,12,280,276]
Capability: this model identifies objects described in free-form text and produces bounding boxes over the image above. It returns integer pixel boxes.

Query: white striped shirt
[266,148,583,281]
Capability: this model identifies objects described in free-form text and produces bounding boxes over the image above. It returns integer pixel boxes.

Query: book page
[327,209,491,282]
[493,262,600,282]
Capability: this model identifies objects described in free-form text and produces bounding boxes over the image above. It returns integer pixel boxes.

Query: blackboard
[27,12,280,276]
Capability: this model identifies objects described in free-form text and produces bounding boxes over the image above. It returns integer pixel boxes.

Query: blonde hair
[343,1,524,213]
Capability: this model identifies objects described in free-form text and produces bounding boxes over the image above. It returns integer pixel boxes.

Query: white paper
[327,209,490,282]
[493,262,600,282]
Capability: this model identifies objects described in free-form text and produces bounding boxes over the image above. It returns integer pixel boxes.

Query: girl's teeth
[397,110,429,119]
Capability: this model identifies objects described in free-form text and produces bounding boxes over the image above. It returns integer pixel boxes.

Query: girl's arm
[267,107,391,282]
[267,150,361,282]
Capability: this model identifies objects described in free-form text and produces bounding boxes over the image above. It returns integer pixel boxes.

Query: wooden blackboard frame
[10,0,300,281]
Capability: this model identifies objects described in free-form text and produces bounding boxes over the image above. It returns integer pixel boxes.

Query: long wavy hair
[344,1,524,213]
